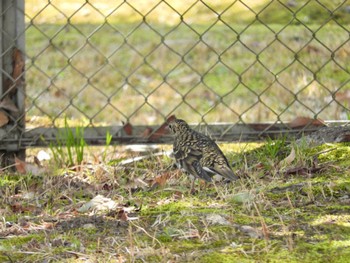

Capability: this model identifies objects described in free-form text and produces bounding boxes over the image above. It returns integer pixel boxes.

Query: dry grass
[1,141,350,262]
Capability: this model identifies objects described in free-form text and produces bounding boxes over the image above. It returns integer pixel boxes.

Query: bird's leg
[190,179,196,195]
[202,181,208,196]
[212,181,220,197]
[202,180,208,193]
[195,180,209,196]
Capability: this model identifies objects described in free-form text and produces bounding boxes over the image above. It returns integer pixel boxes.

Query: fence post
[0,0,25,168]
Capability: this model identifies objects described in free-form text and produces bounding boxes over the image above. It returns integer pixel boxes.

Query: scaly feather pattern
[168,118,238,182]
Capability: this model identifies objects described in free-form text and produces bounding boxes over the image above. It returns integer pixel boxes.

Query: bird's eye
[168,124,172,129]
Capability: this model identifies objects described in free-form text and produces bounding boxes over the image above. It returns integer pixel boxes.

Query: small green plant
[262,136,286,159]
[102,130,113,162]
[49,117,86,166]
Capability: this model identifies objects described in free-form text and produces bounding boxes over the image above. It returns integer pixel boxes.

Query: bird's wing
[173,140,211,182]
[181,154,212,182]
[201,143,239,181]
[173,139,201,162]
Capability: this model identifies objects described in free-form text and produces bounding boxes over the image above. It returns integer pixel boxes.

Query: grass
[0,141,350,262]
[23,0,350,127]
[48,117,86,167]
[5,2,349,260]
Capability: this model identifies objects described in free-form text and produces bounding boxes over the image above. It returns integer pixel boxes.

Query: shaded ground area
[0,141,350,262]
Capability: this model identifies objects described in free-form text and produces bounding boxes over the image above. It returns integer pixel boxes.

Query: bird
[167,117,238,185]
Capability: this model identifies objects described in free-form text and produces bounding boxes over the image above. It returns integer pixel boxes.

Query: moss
[157,233,173,243]
[307,143,350,167]
[0,174,22,187]
[167,240,212,253]
[199,251,252,263]
[141,198,209,215]
[0,234,43,250]
[290,241,350,262]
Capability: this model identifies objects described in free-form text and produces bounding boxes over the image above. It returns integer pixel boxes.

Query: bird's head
[167,118,190,135]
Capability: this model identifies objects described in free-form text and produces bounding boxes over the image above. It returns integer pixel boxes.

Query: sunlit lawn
[24,0,350,126]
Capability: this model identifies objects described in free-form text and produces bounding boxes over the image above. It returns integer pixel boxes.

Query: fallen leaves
[0,110,9,127]
[150,172,171,189]
[120,115,175,141]
[14,156,27,174]
[77,195,119,213]
[0,96,19,113]
[288,116,326,129]
[15,156,46,176]
[3,48,25,96]
[10,202,38,213]
[122,122,133,135]
[12,49,25,86]
[0,48,24,131]
[0,219,56,237]
[148,115,176,140]
[78,195,140,221]
[278,147,296,168]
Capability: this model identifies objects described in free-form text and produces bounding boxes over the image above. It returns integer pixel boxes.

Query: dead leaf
[0,96,19,112]
[288,116,326,129]
[279,147,296,167]
[118,209,129,221]
[13,48,25,81]
[3,49,25,96]
[43,222,55,229]
[15,156,46,175]
[15,156,27,174]
[149,115,176,140]
[151,173,170,189]
[10,202,36,213]
[0,111,9,127]
[77,195,118,213]
[122,122,133,135]
[140,127,153,138]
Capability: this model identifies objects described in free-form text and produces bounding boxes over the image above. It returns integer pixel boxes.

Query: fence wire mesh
[1,0,350,149]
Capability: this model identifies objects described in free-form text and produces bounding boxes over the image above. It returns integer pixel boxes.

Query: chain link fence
[1,0,350,153]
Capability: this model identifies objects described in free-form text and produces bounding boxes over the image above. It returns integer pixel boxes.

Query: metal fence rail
[0,0,350,155]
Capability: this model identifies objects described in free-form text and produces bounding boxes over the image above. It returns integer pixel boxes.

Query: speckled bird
[168,118,238,183]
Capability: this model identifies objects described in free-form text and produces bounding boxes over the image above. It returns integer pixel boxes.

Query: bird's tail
[216,166,239,181]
